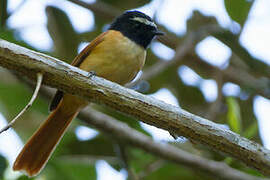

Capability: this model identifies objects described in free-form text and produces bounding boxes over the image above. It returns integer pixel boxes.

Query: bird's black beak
[153,29,165,36]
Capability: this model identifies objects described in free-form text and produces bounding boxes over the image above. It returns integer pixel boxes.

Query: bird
[12,10,164,177]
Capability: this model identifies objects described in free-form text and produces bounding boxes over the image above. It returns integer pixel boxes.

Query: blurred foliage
[45,158,97,180]
[243,121,258,139]
[0,154,7,179]
[224,0,254,27]
[144,163,211,180]
[100,0,150,9]
[0,0,269,179]
[0,0,8,28]
[46,6,80,61]
[226,97,242,134]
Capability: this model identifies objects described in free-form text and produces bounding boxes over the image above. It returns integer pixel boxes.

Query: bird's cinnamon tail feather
[13,101,79,177]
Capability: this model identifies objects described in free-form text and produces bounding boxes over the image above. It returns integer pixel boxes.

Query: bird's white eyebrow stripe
[131,17,157,28]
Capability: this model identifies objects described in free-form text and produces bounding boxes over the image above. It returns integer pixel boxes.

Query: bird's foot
[87,71,96,78]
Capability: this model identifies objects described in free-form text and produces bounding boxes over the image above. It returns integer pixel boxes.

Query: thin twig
[206,70,224,120]
[141,25,223,82]
[0,72,43,134]
[115,144,138,180]
[125,32,195,89]
[142,32,195,81]
[138,160,165,179]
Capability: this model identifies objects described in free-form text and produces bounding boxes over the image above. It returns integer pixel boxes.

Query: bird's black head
[109,11,164,49]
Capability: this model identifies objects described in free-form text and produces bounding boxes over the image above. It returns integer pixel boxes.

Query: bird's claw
[87,71,96,77]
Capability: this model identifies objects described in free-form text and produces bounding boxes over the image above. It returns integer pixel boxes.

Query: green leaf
[0,0,8,28]
[224,0,254,26]
[243,121,258,139]
[57,133,115,157]
[46,158,97,180]
[46,6,80,61]
[16,175,35,180]
[0,81,48,118]
[0,154,7,179]
[226,97,242,134]
[224,157,233,165]
[129,148,156,173]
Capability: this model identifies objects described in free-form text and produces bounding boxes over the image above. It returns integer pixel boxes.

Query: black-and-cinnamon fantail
[13,10,164,176]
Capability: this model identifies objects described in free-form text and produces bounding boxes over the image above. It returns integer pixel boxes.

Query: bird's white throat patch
[131,17,157,28]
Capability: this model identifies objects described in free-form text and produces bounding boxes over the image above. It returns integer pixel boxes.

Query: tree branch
[80,108,267,180]
[34,84,267,180]
[1,39,270,176]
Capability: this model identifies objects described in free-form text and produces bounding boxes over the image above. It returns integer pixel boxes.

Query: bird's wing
[50,31,108,111]
[71,31,108,67]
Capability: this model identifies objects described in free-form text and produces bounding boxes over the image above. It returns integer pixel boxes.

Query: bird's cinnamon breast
[79,30,146,85]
